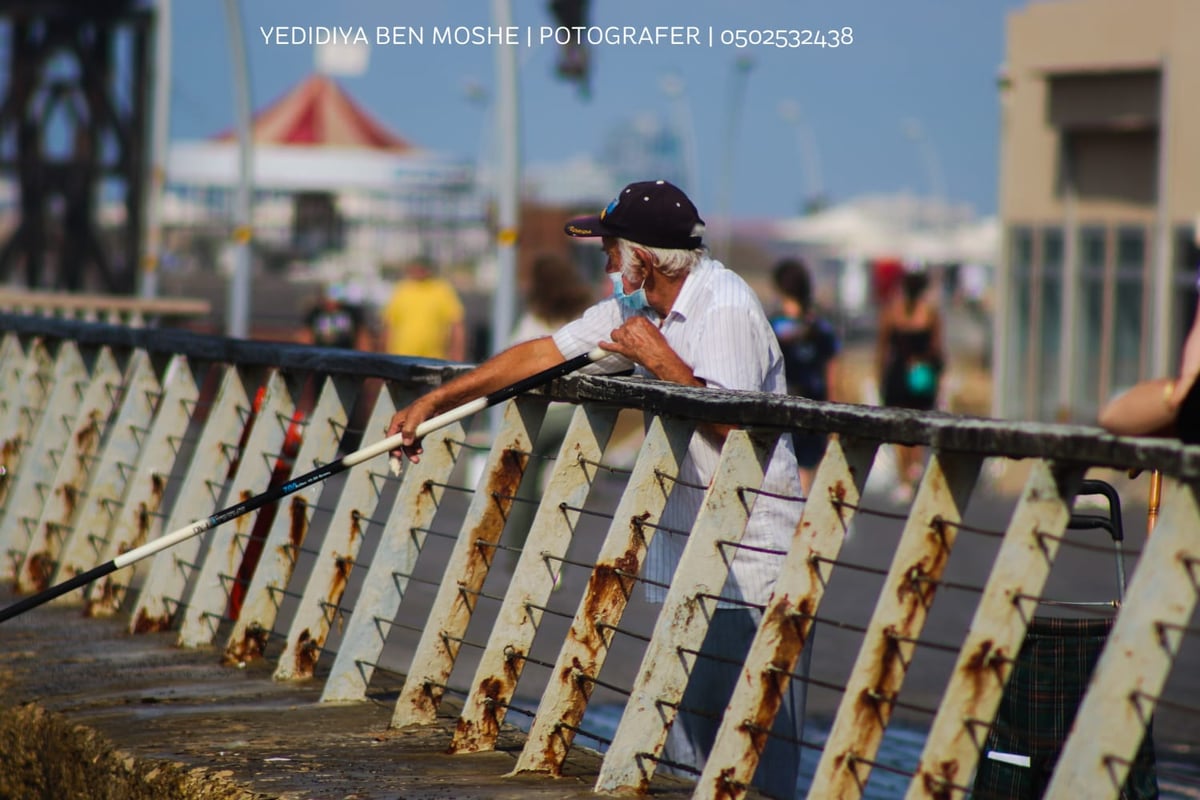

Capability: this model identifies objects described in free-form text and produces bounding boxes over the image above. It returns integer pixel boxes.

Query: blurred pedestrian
[379,256,466,361]
[512,253,595,344]
[770,257,841,495]
[297,282,372,351]
[876,263,944,503]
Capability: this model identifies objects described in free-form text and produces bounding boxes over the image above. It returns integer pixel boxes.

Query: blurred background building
[995,0,1200,422]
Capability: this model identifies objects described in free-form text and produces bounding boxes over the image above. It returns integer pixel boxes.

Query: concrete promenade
[0,585,707,800]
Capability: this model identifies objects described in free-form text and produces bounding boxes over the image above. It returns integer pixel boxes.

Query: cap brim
[564,215,616,239]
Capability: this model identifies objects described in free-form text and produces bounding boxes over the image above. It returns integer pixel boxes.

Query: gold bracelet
[1164,379,1177,407]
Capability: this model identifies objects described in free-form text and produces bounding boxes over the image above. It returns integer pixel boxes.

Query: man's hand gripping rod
[0,348,606,624]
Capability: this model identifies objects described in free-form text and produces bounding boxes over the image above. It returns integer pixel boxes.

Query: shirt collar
[664,256,715,323]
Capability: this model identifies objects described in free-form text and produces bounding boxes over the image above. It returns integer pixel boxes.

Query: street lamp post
[490,0,519,362]
[140,0,172,300]
[715,55,754,261]
[223,0,253,339]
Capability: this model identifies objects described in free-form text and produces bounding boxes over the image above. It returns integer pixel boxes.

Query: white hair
[615,238,705,279]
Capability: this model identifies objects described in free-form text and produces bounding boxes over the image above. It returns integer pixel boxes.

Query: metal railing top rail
[566,374,1198,478]
[3,312,1195,479]
[0,312,469,388]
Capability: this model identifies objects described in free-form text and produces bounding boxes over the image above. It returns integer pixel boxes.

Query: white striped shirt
[553,257,804,606]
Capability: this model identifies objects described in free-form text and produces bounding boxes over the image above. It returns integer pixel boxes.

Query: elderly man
[387,179,804,799]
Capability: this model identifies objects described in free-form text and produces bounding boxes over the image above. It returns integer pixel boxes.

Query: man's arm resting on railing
[387,336,565,463]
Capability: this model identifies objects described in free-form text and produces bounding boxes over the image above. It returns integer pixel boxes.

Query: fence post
[16,346,123,594]
[0,336,52,513]
[905,458,1083,799]
[272,386,409,681]
[51,349,160,600]
[696,435,879,799]
[448,402,618,753]
[129,364,251,632]
[389,396,562,722]
[84,355,200,615]
[514,414,694,775]
[0,340,87,579]
[807,450,982,800]
[319,419,465,702]
[177,368,297,647]
[595,428,778,795]
[223,374,355,666]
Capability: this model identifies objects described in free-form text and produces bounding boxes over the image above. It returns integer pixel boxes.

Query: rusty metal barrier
[0,313,1198,800]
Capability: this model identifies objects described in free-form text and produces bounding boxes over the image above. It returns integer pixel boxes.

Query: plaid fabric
[972,615,1158,799]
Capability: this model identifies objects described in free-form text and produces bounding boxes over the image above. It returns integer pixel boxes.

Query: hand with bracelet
[1098,290,1200,441]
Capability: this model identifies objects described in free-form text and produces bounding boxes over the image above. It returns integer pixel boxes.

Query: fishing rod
[0,347,607,624]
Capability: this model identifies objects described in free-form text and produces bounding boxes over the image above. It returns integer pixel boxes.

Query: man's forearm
[421,336,563,414]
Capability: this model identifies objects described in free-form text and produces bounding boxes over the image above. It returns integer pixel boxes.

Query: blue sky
[171,1,1031,220]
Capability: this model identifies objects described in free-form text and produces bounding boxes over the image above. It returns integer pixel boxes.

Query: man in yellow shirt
[379,257,467,361]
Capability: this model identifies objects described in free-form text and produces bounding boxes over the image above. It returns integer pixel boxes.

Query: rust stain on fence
[449,448,527,617]
[739,597,813,760]
[131,607,172,634]
[920,760,960,800]
[131,472,167,552]
[1,435,19,469]
[451,675,506,752]
[223,622,269,666]
[60,482,79,519]
[963,638,1005,696]
[486,448,529,548]
[88,471,170,617]
[284,495,308,565]
[577,545,641,638]
[23,552,55,593]
[328,555,352,617]
[229,490,253,561]
[293,628,320,677]
[713,766,744,800]
[84,578,117,617]
[74,412,100,466]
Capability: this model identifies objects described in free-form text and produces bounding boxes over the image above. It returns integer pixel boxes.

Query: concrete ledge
[0,587,703,800]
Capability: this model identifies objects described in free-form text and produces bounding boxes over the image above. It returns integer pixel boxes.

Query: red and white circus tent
[221,72,413,152]
[161,74,483,281]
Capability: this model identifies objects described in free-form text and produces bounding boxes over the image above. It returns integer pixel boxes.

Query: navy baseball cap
[564,180,706,250]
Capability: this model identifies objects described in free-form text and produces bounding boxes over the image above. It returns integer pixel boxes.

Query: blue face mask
[609,272,649,313]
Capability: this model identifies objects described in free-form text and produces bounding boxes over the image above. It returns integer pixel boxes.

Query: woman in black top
[876,266,945,502]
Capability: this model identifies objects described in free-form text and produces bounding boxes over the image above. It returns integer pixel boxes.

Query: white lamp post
[715,55,754,261]
[222,0,253,339]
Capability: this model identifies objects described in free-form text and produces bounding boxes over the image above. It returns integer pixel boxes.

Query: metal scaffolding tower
[0,0,152,292]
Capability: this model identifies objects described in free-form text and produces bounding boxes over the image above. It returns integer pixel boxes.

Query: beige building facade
[996,0,1200,421]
